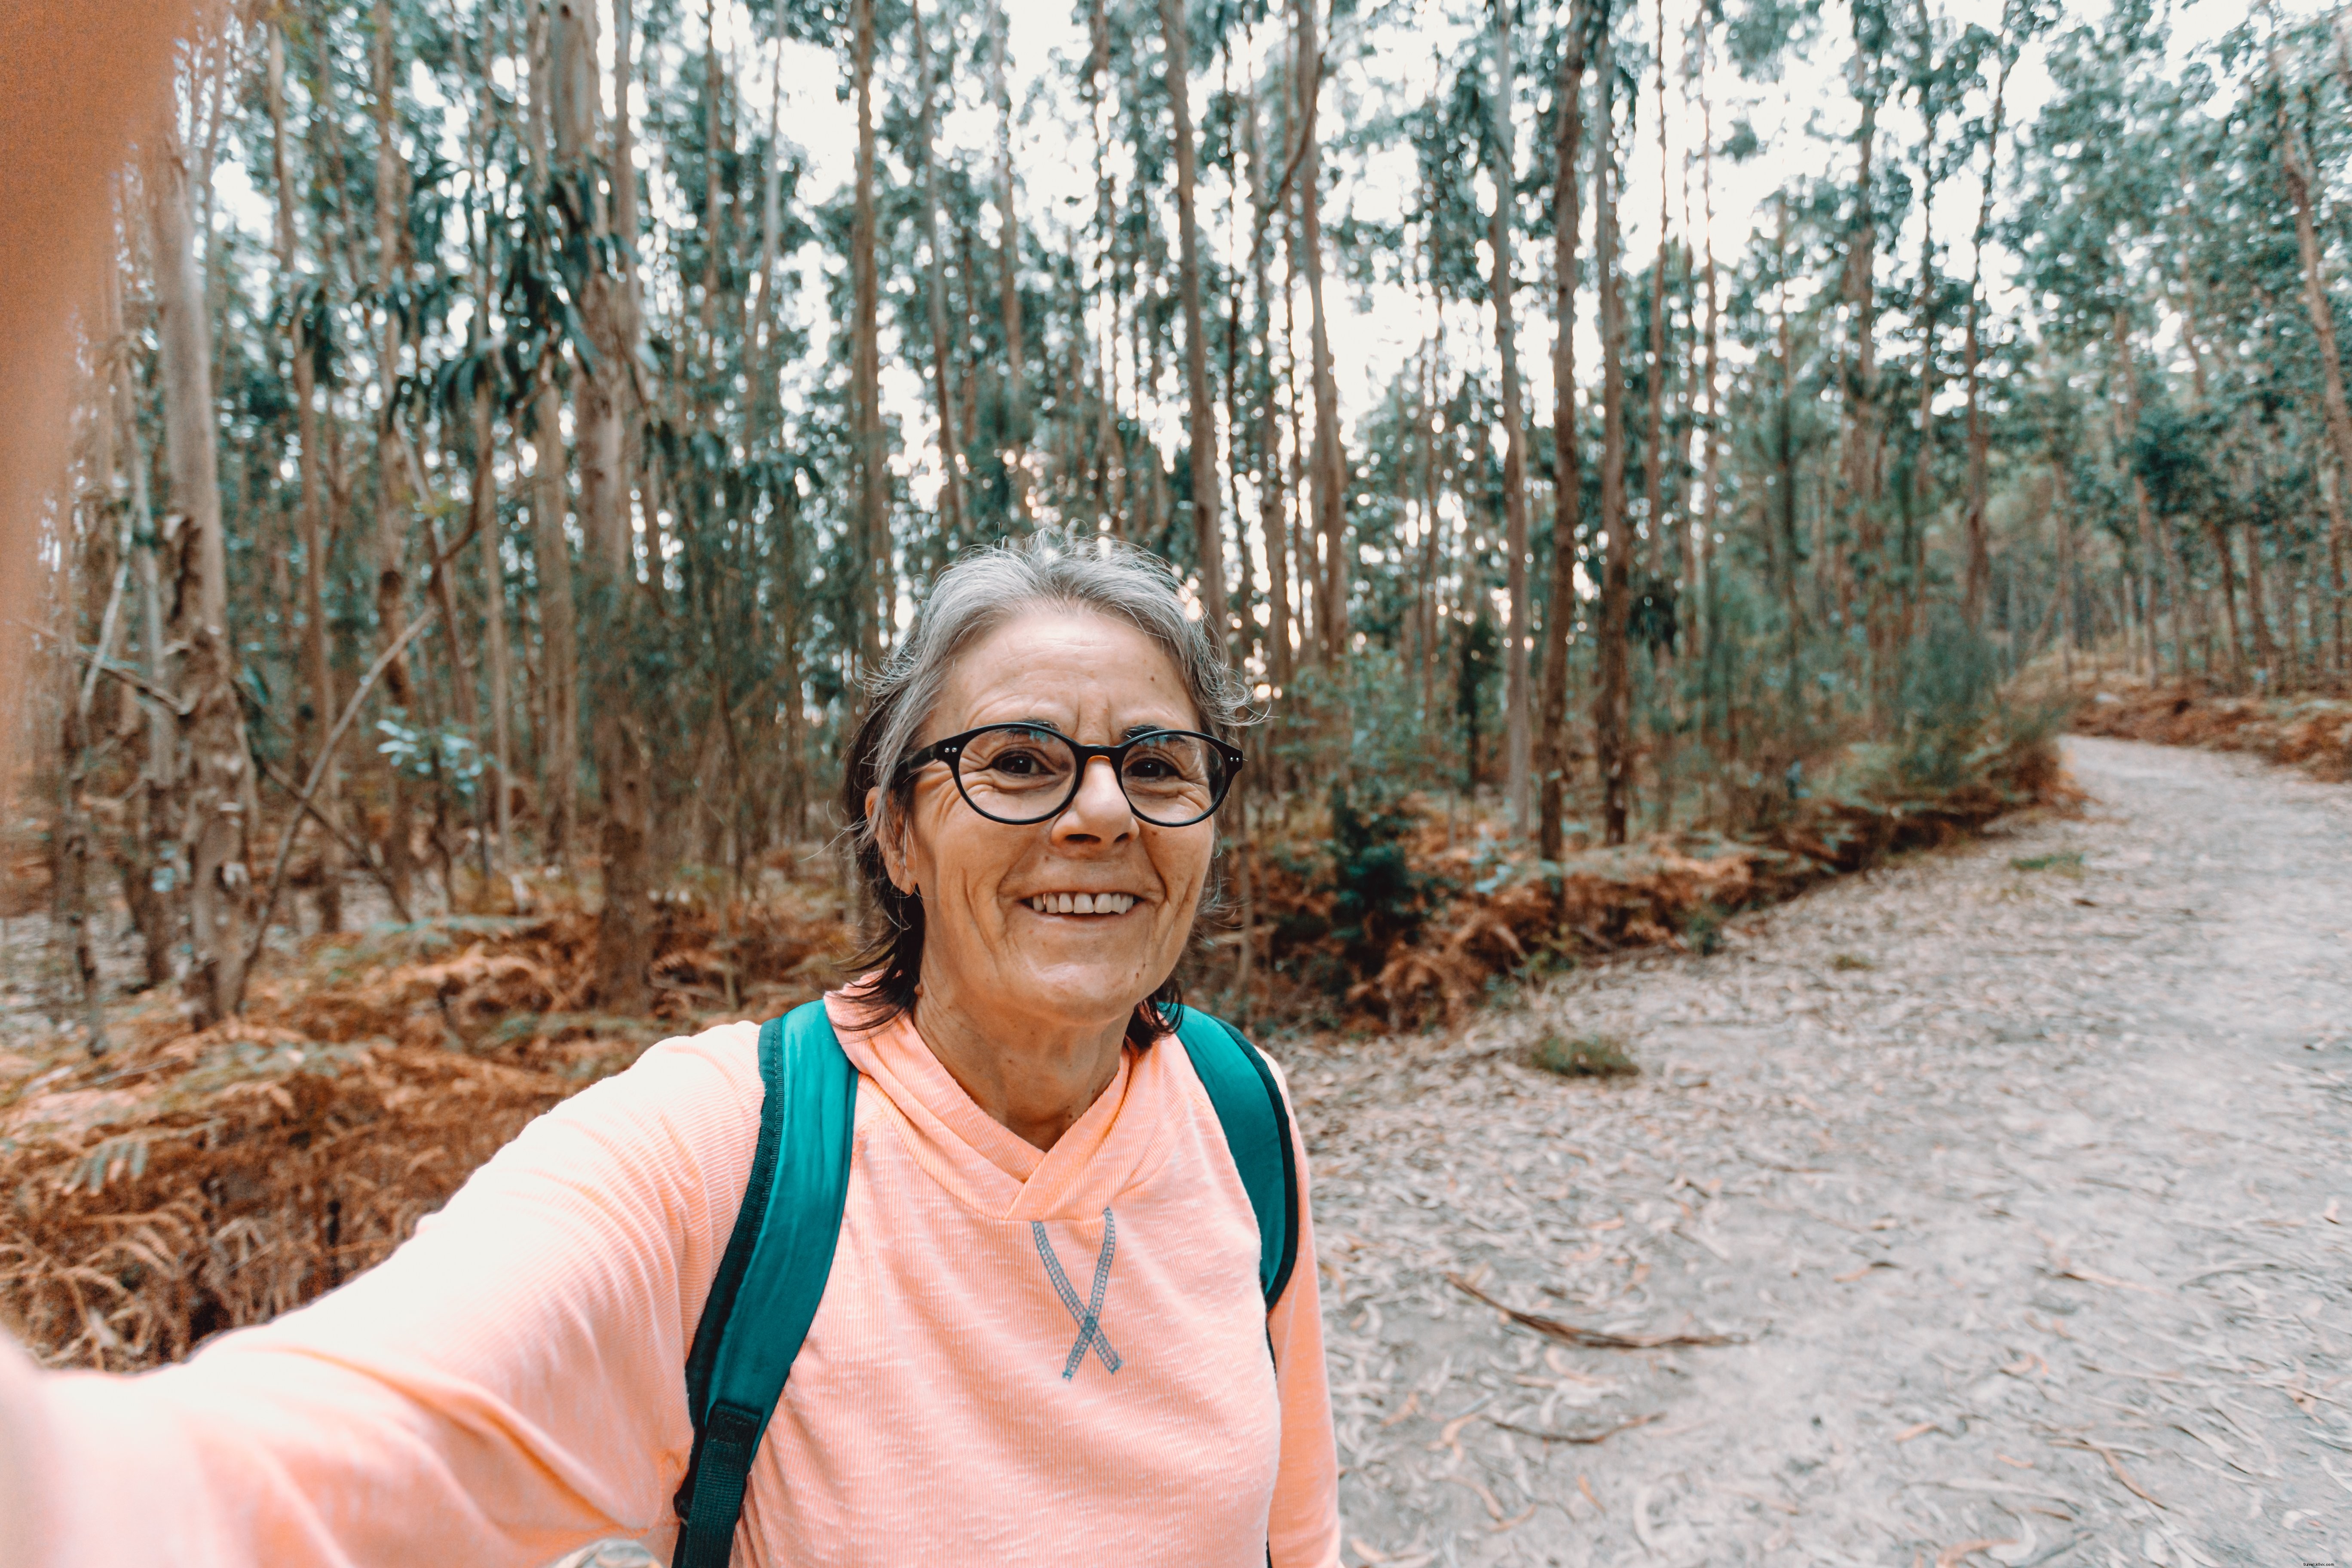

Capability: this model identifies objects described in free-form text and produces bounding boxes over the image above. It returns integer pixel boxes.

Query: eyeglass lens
[954,725,1228,825]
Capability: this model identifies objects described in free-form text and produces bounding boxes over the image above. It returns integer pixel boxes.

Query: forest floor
[1298,736,2352,1568]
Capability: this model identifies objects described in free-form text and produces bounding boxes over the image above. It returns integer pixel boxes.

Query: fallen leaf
[1994,1453,2034,1470]
[1350,1538,1390,1564]
[1835,1261,1898,1283]
[1936,1539,2015,1568]
[1894,1421,1939,1444]
[1442,1474,1508,1522]
[1428,1411,1480,1452]
[2049,1436,2165,1510]
[2325,1198,2341,1225]
[1379,1390,1421,1427]
[1577,1472,1605,1514]
[1489,1504,1538,1532]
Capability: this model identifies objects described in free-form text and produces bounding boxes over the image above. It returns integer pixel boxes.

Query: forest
[5,0,2352,1349]
[15,0,2352,1031]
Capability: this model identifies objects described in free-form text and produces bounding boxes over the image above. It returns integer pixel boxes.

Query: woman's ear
[867,785,916,895]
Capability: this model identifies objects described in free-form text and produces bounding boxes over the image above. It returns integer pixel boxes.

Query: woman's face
[880,607,1217,1039]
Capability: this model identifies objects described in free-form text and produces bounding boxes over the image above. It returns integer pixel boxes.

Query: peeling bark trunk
[271,20,344,933]
[1293,0,1346,662]
[1490,0,1533,835]
[1537,0,1588,864]
[150,113,257,1023]
[915,0,965,546]
[853,0,886,680]
[989,0,1029,519]
[1164,0,1228,643]
[1592,9,1632,847]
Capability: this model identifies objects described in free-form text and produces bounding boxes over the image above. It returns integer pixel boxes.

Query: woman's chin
[995,949,1162,1031]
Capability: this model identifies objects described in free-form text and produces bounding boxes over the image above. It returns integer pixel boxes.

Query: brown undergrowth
[1230,726,2070,1031]
[0,883,859,1369]
[2,731,2062,1370]
[2071,677,2352,782]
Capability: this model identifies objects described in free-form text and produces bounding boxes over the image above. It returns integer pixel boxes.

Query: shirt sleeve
[1261,1059,1344,1568]
[11,1022,766,1568]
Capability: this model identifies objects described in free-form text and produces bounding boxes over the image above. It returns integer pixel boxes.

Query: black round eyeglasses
[894,723,1246,828]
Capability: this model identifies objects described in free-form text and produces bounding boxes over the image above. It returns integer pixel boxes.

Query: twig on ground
[1446,1274,1747,1348]
[1485,1411,1660,1445]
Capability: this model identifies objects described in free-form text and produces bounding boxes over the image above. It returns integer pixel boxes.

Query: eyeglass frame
[892,722,1247,827]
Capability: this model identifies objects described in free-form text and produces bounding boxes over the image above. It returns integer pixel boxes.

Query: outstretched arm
[3,1025,764,1568]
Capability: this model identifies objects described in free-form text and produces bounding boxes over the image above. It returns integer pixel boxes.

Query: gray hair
[837,529,1253,1033]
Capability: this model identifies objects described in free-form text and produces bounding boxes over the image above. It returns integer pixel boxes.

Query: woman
[0,533,1340,1568]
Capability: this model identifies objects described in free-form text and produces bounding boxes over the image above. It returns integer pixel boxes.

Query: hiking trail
[1300,736,2352,1566]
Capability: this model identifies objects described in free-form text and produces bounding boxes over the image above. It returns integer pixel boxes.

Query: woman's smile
[1020,891,1142,916]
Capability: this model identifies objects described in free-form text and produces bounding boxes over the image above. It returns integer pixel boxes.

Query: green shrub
[2009,850,2083,875]
[1530,1032,1638,1078]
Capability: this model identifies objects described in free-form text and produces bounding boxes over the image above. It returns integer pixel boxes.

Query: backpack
[668,1000,1302,1568]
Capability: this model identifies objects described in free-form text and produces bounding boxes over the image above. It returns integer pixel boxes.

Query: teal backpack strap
[671,1002,857,1568]
[1170,1007,1300,1311]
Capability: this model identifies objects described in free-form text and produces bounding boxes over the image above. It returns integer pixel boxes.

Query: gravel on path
[1295,737,2352,1568]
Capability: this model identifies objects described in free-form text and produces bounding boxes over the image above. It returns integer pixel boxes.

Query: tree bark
[270,19,344,933]
[1592,5,1632,847]
[1537,0,1588,864]
[914,0,965,547]
[527,3,579,864]
[1840,29,1886,708]
[150,111,258,1023]
[1960,12,2014,630]
[2269,27,2352,682]
[851,0,887,684]
[555,0,653,1005]
[988,0,1030,520]
[1163,0,1228,643]
[1489,0,1534,835]
[370,0,425,905]
[1294,0,1347,662]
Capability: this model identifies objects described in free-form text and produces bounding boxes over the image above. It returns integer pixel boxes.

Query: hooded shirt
[12,992,1343,1568]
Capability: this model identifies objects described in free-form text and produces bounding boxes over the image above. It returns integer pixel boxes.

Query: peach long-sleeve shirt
[8,995,1342,1568]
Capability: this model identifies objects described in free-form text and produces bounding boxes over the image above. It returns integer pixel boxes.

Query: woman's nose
[1051,756,1135,844]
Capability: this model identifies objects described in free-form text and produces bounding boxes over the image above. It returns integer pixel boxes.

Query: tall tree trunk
[150,112,257,1023]
[1775,196,1801,717]
[2270,25,2352,682]
[1294,0,1347,663]
[1840,33,1885,711]
[528,1,579,864]
[1163,0,1228,643]
[1248,79,1295,702]
[1537,0,1588,864]
[853,0,886,680]
[1960,24,2013,631]
[372,0,422,904]
[271,19,344,933]
[557,0,652,1007]
[1640,0,1674,826]
[466,31,514,873]
[915,0,965,547]
[2110,309,2169,680]
[989,0,1030,520]
[1489,0,1533,835]
[1592,5,1632,847]
[1697,18,1724,753]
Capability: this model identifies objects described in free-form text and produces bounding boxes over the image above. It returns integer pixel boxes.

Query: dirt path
[1297,738,2352,1567]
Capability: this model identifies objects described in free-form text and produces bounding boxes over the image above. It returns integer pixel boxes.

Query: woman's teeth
[1026,892,1136,916]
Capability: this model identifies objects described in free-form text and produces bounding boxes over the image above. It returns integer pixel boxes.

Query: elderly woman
[0,533,1340,1568]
